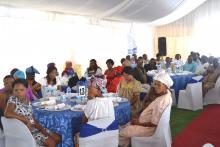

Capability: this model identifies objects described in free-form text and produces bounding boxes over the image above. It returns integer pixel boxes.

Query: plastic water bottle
[61,95,67,103]
[101,87,107,94]
[66,86,72,93]
[174,64,177,73]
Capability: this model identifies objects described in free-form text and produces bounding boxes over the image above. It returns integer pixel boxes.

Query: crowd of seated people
[0,51,219,102]
[0,51,220,146]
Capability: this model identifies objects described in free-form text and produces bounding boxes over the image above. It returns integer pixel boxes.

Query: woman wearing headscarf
[13,70,25,80]
[25,66,41,98]
[4,79,61,147]
[61,61,75,77]
[13,70,35,101]
[10,68,19,76]
[117,66,142,117]
[119,73,173,147]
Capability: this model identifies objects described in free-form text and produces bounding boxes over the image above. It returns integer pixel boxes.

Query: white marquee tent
[1,0,220,86]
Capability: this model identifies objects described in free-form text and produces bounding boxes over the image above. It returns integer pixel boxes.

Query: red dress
[104,69,116,88]
[107,76,123,93]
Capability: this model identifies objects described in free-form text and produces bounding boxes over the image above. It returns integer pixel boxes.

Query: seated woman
[61,61,75,77]
[13,70,25,80]
[25,66,41,99]
[119,73,173,147]
[118,66,142,117]
[38,64,61,97]
[107,66,123,93]
[84,59,103,78]
[13,69,37,101]
[104,59,116,89]
[4,79,61,147]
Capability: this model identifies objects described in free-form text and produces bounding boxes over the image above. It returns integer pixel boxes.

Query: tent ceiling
[0,0,207,24]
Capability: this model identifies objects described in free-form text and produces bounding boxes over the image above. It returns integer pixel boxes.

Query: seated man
[141,87,158,111]
[119,73,173,147]
[203,58,220,96]
[133,57,147,84]
[144,58,157,72]
[183,55,197,73]
[195,55,209,75]
[173,54,184,67]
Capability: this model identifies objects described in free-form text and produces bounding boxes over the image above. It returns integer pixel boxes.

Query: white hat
[153,73,173,88]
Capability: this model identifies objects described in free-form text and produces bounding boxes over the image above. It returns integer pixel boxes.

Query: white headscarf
[153,73,173,88]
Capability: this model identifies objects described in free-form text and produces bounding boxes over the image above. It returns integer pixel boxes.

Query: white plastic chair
[177,80,203,111]
[131,103,172,147]
[171,89,176,106]
[79,118,119,147]
[1,117,40,147]
[0,128,5,147]
[204,76,220,105]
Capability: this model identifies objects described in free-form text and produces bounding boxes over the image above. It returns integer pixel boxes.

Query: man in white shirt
[173,54,184,67]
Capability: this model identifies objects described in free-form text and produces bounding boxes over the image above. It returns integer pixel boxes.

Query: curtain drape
[154,0,220,61]
[0,6,153,86]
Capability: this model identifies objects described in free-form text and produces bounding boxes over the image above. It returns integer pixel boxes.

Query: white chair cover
[1,117,38,147]
[0,127,5,147]
[178,77,203,111]
[131,103,172,147]
[84,98,115,121]
[79,118,119,147]
[204,76,220,105]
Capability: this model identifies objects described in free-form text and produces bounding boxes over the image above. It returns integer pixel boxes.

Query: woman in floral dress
[4,79,61,147]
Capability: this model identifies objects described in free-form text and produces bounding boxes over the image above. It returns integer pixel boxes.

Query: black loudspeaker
[158,37,167,56]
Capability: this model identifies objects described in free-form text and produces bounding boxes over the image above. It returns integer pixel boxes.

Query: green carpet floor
[170,107,202,138]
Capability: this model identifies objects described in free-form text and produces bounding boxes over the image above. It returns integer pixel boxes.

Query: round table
[32,100,131,147]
